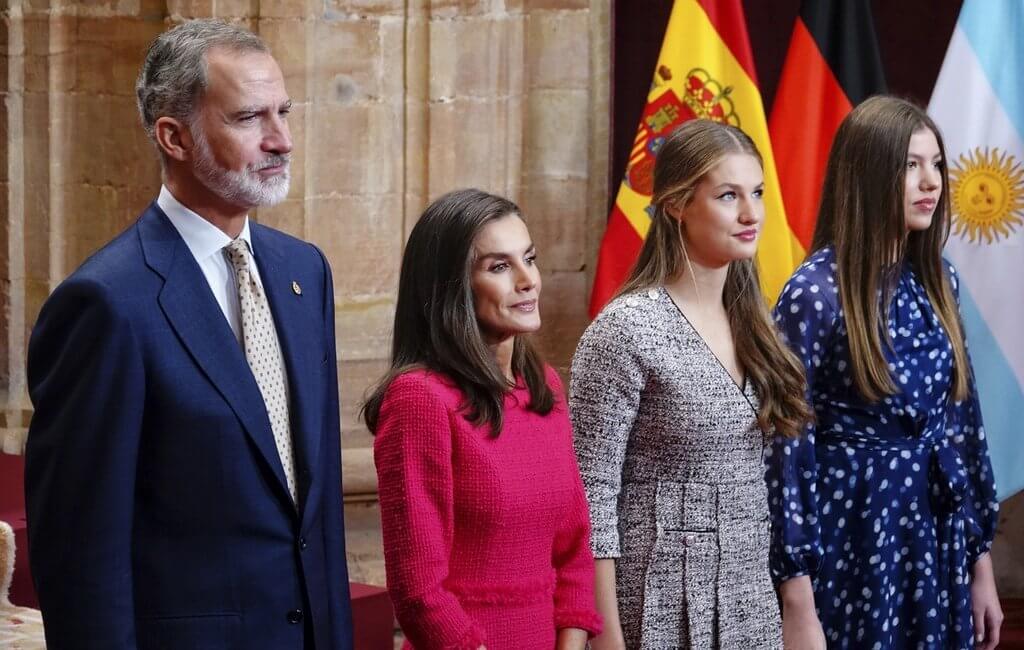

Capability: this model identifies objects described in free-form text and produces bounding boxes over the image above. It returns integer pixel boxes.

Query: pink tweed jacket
[374,367,601,649]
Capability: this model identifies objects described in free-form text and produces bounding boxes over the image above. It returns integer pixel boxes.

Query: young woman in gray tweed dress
[570,120,814,649]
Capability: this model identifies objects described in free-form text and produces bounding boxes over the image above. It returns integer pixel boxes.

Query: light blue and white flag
[929,0,1024,500]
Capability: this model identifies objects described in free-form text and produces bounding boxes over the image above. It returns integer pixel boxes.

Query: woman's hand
[782,605,826,650]
[589,631,625,650]
[589,559,626,650]
[780,575,826,650]
[971,553,1003,650]
[555,627,588,650]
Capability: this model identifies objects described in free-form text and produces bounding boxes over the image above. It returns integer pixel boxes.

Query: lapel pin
[292,281,302,295]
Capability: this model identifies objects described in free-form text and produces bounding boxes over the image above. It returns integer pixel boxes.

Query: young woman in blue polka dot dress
[768,96,1002,650]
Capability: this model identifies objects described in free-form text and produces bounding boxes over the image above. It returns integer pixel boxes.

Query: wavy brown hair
[362,189,554,436]
[811,95,969,402]
[619,119,813,438]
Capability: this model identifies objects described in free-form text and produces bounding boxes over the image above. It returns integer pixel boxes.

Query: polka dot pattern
[225,239,297,504]
[766,247,999,649]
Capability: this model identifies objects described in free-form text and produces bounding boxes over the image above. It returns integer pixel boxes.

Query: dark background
[610,1,964,208]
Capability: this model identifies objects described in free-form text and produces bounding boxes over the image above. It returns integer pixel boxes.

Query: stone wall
[0,0,609,586]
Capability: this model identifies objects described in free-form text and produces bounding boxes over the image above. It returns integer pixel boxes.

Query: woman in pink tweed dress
[364,189,601,649]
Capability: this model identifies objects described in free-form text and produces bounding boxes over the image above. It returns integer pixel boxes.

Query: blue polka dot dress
[766,247,999,650]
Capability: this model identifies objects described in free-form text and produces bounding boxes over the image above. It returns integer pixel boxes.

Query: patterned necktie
[224,239,298,504]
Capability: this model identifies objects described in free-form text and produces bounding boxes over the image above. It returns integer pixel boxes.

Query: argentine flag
[928,0,1024,499]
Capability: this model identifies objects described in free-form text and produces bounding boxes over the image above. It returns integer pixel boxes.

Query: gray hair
[135,19,269,142]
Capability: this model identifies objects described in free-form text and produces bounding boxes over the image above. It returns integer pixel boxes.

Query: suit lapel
[138,206,296,511]
[251,226,324,514]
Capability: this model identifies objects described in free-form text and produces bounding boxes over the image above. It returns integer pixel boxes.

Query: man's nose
[264,115,292,155]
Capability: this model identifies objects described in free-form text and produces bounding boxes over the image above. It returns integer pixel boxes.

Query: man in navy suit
[24,20,354,649]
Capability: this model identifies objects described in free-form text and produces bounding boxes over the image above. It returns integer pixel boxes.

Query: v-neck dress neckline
[658,286,756,416]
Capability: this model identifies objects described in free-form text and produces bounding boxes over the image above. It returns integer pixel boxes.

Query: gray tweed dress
[570,287,782,649]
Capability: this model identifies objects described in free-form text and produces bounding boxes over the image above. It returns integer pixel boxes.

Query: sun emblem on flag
[949,147,1024,244]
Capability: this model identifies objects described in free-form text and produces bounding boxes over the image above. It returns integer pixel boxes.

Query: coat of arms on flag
[625,67,740,200]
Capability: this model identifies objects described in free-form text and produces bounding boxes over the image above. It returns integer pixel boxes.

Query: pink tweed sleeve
[373,372,486,649]
[547,369,603,637]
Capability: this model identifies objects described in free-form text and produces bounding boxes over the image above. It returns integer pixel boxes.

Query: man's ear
[154,117,194,162]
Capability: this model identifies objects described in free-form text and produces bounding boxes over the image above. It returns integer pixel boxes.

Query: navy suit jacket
[24,204,354,649]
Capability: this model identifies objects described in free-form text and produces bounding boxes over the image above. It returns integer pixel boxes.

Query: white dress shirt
[157,185,262,345]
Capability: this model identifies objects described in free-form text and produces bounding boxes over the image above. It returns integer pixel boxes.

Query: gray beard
[192,126,290,208]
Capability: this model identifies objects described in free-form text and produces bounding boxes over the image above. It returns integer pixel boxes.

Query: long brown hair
[811,95,969,402]
[620,119,812,438]
[361,189,554,436]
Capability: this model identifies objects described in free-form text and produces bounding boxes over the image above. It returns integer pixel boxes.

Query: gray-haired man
[25,20,354,649]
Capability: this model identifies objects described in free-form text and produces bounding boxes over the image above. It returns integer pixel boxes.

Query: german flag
[590,0,800,318]
[769,0,887,252]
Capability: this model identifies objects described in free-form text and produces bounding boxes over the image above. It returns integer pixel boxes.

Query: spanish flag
[589,0,800,317]
[768,0,886,251]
